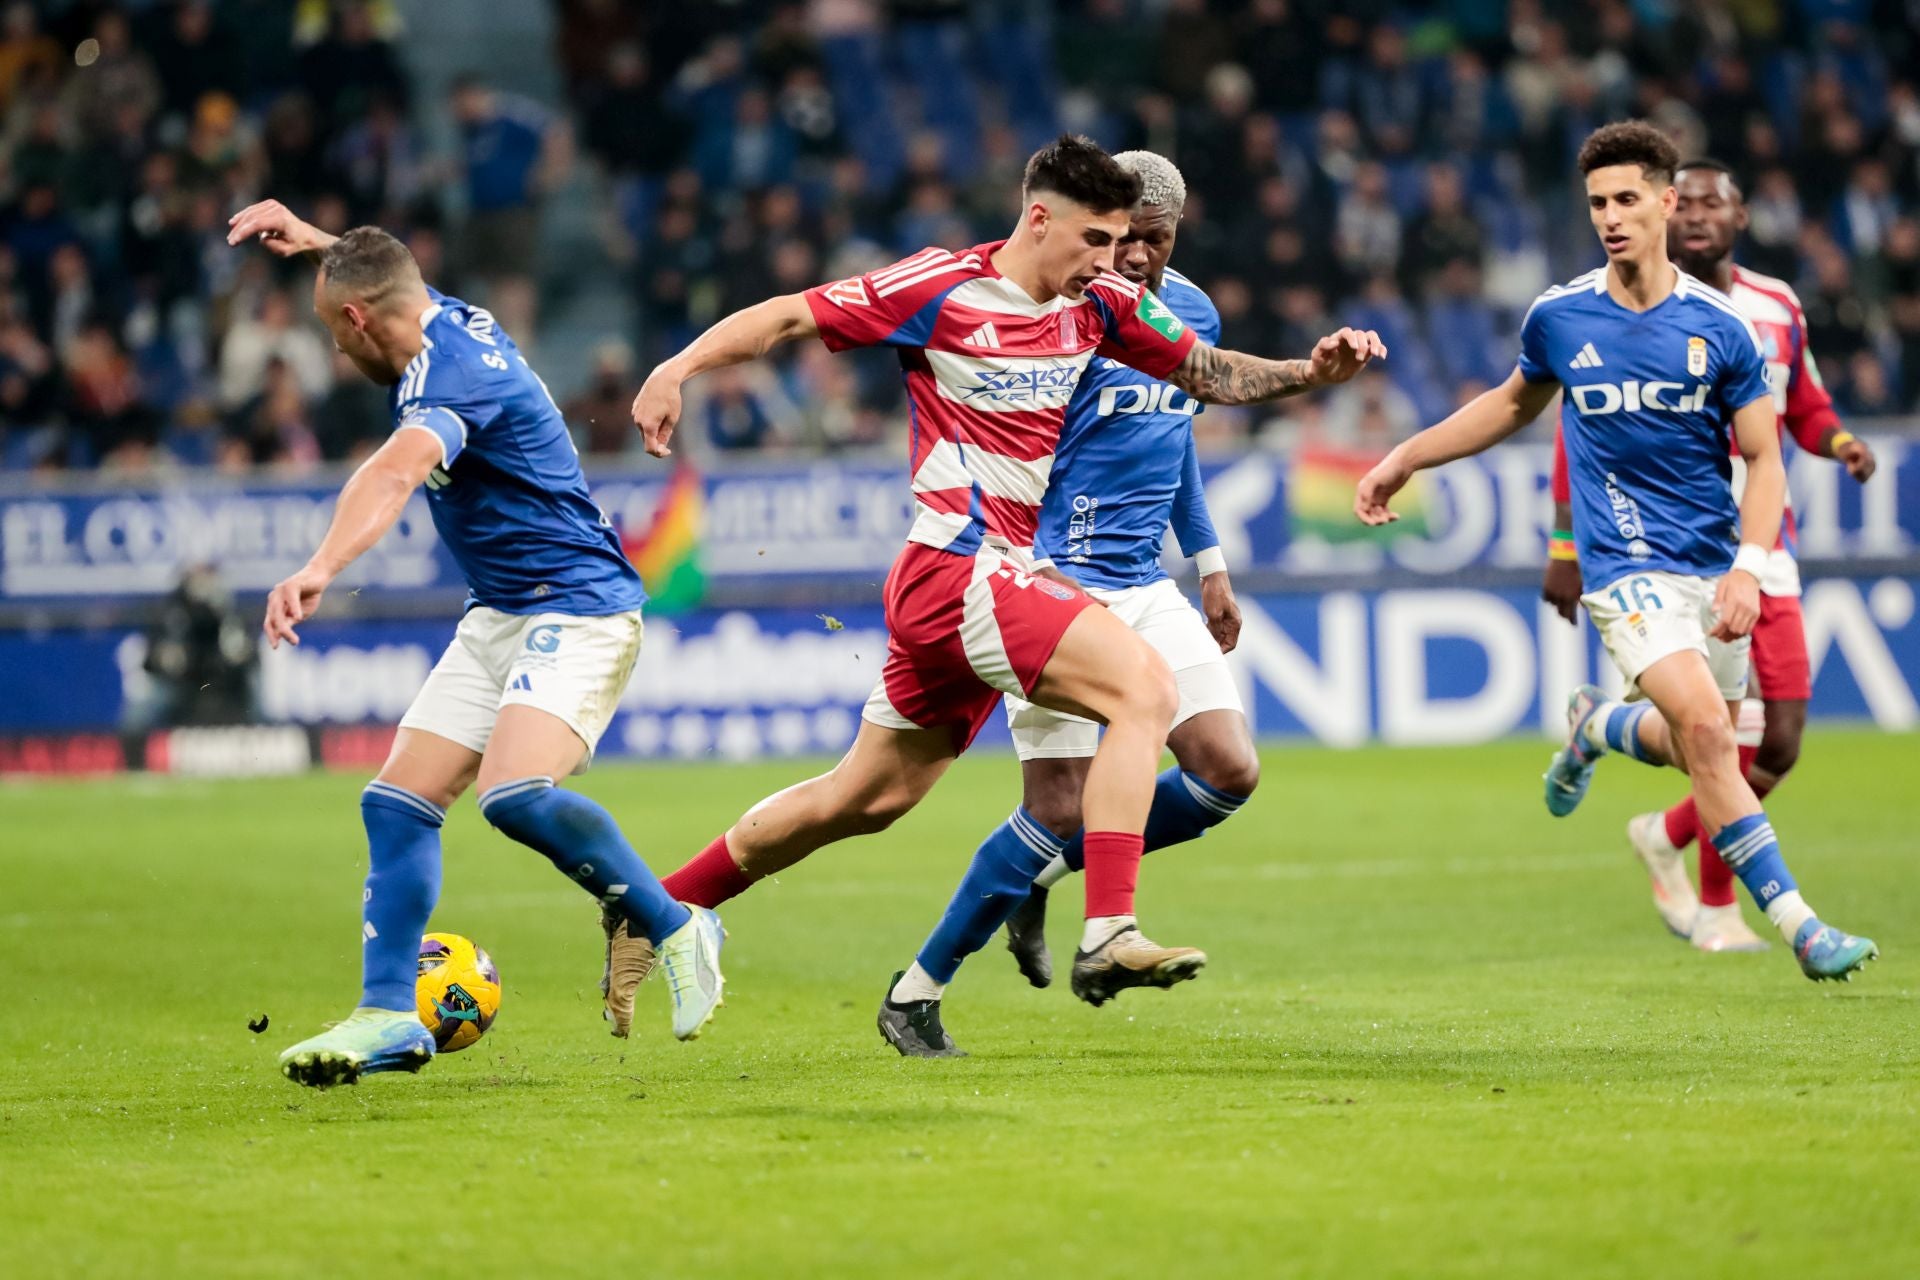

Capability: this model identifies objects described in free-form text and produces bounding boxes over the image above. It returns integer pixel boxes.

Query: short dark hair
[1677,156,1743,195]
[1022,134,1142,214]
[1576,120,1681,188]
[318,226,421,308]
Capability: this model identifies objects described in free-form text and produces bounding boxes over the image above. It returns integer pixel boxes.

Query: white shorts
[1582,571,1750,702]
[1003,577,1244,761]
[399,607,644,770]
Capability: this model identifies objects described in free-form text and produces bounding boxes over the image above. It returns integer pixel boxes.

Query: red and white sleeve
[802,247,968,353]
[1781,296,1842,454]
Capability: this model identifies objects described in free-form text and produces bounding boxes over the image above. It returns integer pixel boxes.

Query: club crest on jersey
[1057,307,1080,349]
[1687,335,1708,377]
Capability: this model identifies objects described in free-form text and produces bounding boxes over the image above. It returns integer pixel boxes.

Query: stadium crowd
[2,0,1919,471]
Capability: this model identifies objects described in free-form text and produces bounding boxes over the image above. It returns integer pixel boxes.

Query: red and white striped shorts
[861,542,1093,751]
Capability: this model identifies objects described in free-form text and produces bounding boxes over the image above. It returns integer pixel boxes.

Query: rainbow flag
[1286,443,1431,544]
[624,464,705,613]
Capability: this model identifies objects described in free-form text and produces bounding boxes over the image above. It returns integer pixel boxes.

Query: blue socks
[1591,701,1655,762]
[359,782,445,1012]
[915,808,1063,984]
[1060,767,1248,872]
[1711,811,1798,909]
[478,776,691,944]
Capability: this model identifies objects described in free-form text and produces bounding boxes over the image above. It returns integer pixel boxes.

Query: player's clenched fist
[1711,569,1761,641]
[1835,433,1876,483]
[1308,327,1388,388]
[631,369,683,458]
[226,199,335,259]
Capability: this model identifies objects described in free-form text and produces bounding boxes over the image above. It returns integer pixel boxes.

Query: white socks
[1081,914,1134,952]
[1033,855,1070,890]
[889,961,945,1005]
[1763,890,1815,943]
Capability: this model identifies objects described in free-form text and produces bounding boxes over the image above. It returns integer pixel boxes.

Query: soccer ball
[416,932,501,1052]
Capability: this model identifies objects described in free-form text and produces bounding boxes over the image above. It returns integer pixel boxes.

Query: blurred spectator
[565,340,640,456]
[700,364,795,453]
[1317,369,1421,450]
[62,319,156,465]
[582,45,687,182]
[217,289,330,411]
[150,1,236,122]
[448,74,570,345]
[58,9,159,143]
[0,3,61,114]
[1831,158,1900,260]
[300,0,407,131]
[1335,162,1402,279]
[1401,165,1484,301]
[311,349,389,462]
[1840,351,1900,415]
[226,356,320,466]
[1802,236,1874,372]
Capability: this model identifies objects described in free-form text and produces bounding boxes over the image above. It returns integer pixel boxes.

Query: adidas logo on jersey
[1568,381,1712,415]
[964,322,1001,349]
[1569,342,1604,369]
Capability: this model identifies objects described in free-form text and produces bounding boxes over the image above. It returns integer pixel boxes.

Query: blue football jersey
[1518,268,1772,589]
[391,290,646,616]
[1034,269,1222,590]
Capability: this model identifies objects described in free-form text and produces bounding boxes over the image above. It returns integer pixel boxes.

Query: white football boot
[1626,811,1699,939]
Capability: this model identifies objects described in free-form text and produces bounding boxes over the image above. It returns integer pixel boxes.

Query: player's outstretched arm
[1354,368,1559,526]
[1166,327,1387,405]
[226,199,338,265]
[263,430,443,649]
[631,295,820,457]
[1714,395,1786,641]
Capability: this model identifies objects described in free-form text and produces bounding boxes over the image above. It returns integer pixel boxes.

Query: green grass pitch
[3,731,1916,1278]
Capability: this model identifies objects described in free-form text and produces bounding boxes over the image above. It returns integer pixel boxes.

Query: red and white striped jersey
[803,241,1198,559]
[1550,263,1845,596]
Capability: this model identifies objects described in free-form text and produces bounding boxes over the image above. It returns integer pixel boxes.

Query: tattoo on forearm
[1169,346,1316,405]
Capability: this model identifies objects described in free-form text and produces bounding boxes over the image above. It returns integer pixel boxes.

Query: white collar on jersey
[418,302,444,328]
[1594,263,1690,299]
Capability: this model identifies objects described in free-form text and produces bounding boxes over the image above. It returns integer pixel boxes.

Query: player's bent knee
[1755,702,1806,778]
[1023,791,1084,839]
[1680,716,1738,772]
[1119,656,1179,731]
[1211,750,1261,799]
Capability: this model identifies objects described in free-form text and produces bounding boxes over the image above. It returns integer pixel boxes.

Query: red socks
[1082,831,1144,918]
[1662,796,1699,851]
[660,834,752,909]
[1698,746,1766,908]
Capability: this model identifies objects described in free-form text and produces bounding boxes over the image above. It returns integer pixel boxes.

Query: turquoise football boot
[1793,919,1879,982]
[1544,683,1608,817]
[279,1008,435,1087]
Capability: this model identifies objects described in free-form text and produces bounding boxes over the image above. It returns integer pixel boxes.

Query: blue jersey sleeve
[1517,298,1557,384]
[392,315,505,467]
[396,403,469,466]
[1715,314,1772,415]
[1168,432,1219,558]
